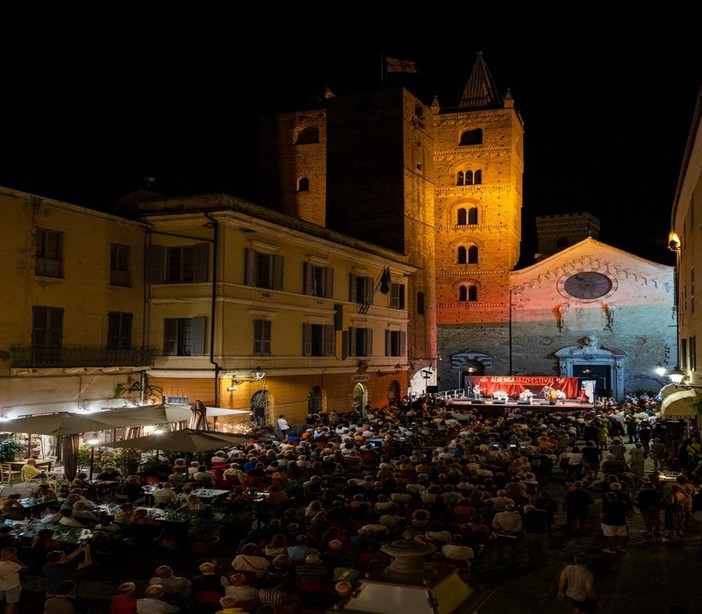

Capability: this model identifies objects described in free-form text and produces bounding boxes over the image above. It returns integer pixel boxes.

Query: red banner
[466,375,581,399]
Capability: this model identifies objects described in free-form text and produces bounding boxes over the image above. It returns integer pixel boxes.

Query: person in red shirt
[110,581,137,614]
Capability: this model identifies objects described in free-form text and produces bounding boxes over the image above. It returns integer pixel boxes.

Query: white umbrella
[105,428,250,453]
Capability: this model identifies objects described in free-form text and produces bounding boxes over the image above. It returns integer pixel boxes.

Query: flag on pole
[385,57,417,73]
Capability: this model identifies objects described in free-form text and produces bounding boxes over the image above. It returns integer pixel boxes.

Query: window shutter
[191,317,206,355]
[244,248,256,285]
[349,274,357,302]
[192,243,209,282]
[324,324,334,356]
[324,267,333,298]
[304,263,313,295]
[349,327,357,355]
[366,328,373,355]
[272,255,284,290]
[163,318,178,355]
[146,245,165,283]
[385,330,391,356]
[49,307,63,347]
[302,323,312,356]
[399,331,406,357]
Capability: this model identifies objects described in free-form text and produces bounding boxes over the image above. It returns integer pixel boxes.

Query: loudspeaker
[471,399,485,404]
[517,400,530,405]
[492,399,506,404]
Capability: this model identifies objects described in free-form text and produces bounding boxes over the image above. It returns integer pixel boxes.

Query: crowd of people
[1,393,701,613]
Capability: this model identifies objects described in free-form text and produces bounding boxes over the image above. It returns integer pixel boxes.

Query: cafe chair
[0,464,21,485]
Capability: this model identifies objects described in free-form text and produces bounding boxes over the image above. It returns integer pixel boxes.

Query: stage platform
[447,398,594,417]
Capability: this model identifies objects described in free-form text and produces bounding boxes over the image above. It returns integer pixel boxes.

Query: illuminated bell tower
[433,52,525,382]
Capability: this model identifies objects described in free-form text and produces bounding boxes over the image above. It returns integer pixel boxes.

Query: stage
[447,398,594,417]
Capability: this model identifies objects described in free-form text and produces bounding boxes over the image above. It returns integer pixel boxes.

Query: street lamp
[87,438,100,480]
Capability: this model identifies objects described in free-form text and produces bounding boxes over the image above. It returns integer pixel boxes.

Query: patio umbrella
[104,428,250,453]
[94,404,192,428]
[189,400,208,430]
[0,412,121,437]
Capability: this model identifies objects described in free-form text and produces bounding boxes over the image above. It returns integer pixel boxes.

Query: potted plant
[188,508,224,555]
[0,438,24,462]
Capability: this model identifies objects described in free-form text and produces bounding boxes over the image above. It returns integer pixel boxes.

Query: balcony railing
[10,346,154,369]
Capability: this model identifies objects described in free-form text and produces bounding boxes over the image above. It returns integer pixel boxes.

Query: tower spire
[458,51,504,109]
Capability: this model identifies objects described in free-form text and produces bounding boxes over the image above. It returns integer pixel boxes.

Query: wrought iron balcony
[10,346,154,369]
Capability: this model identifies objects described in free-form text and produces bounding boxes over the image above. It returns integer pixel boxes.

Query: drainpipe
[204,212,220,406]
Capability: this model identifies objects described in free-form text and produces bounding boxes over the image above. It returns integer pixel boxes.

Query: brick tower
[432,52,525,387]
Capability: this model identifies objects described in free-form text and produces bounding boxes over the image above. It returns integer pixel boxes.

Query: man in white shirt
[277,415,291,439]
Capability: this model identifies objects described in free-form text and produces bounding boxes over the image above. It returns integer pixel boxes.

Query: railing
[10,346,154,368]
[435,388,466,400]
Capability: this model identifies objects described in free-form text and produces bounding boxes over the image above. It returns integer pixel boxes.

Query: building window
[253,319,272,356]
[457,169,482,186]
[110,244,131,287]
[303,323,335,356]
[349,326,373,357]
[295,126,319,144]
[458,245,479,264]
[298,177,310,192]
[390,283,405,309]
[163,317,206,356]
[245,248,284,290]
[107,312,133,349]
[32,306,63,349]
[35,228,64,278]
[459,129,483,146]
[385,330,406,357]
[349,274,374,305]
[457,208,467,225]
[146,244,209,283]
[459,285,478,302]
[456,171,464,186]
[691,266,695,316]
[417,291,425,315]
[304,263,333,298]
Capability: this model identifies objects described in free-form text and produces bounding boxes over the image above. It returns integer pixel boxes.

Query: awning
[661,389,701,419]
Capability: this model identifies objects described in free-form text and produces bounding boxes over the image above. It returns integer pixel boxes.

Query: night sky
[2,3,701,265]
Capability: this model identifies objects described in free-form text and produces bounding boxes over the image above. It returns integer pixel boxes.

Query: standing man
[277,415,291,440]
[0,547,28,614]
[557,553,601,613]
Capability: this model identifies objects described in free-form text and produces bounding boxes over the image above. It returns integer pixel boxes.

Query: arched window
[459,129,483,146]
[459,285,478,302]
[457,246,467,264]
[456,171,464,186]
[468,207,478,225]
[298,177,310,192]
[468,245,478,264]
[457,208,467,225]
[465,170,474,185]
[474,169,482,184]
[295,126,319,145]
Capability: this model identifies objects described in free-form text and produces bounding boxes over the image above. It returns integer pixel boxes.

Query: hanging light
[654,363,667,377]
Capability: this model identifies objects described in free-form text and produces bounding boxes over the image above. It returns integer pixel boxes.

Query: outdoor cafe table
[95,503,190,526]
[19,497,57,518]
[193,488,230,503]
[4,519,92,546]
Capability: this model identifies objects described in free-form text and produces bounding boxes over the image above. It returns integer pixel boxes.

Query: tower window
[459,285,478,302]
[459,129,483,146]
[298,177,310,192]
[459,245,479,264]
[295,127,319,144]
